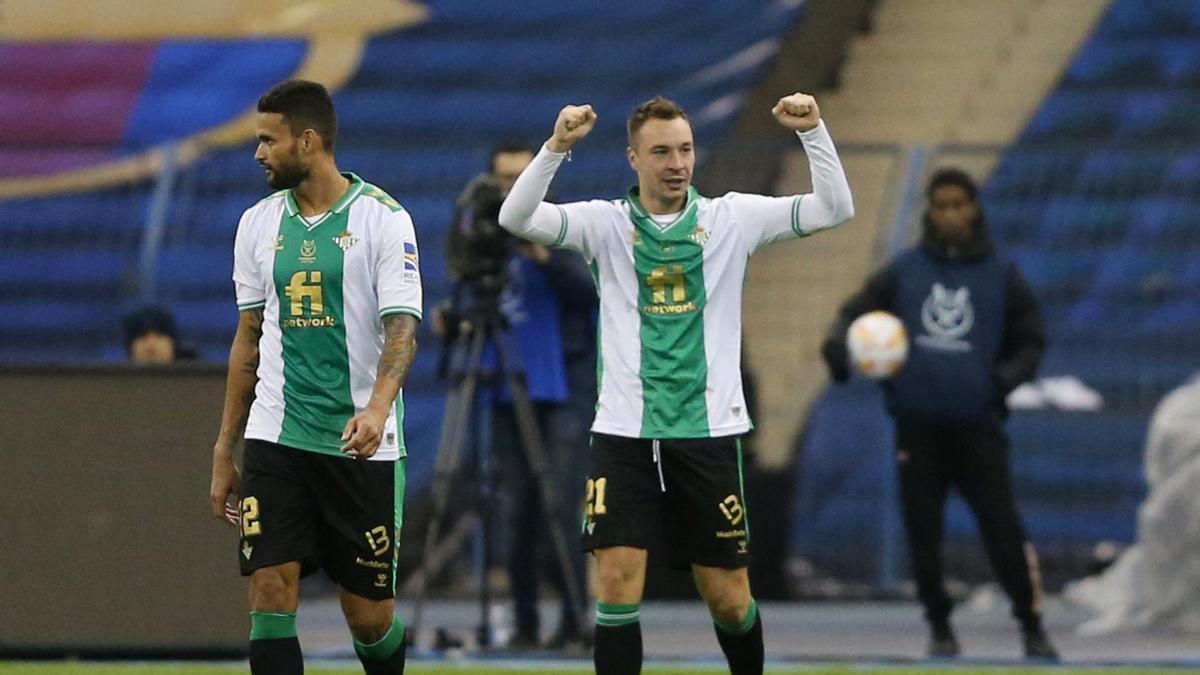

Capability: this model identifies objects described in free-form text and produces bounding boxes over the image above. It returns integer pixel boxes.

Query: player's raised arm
[498,105,598,250]
[731,92,855,251]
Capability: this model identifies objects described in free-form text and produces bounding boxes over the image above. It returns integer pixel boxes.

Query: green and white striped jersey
[499,122,853,439]
[233,173,422,460]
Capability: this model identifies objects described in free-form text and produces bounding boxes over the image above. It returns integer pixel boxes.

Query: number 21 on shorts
[585,477,608,517]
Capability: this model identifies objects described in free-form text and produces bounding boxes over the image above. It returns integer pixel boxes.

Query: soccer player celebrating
[209,80,420,674]
[499,93,853,674]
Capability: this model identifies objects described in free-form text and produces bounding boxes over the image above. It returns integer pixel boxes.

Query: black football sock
[594,602,642,675]
[249,611,303,675]
[353,614,407,674]
[713,598,763,675]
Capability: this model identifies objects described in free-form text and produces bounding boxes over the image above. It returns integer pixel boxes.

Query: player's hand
[210,447,240,527]
[772,92,820,132]
[547,104,597,153]
[340,407,388,459]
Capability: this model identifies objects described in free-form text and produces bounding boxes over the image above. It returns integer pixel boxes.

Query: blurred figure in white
[1066,373,1200,634]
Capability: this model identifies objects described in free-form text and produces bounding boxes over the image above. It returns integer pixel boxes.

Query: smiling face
[627,117,695,214]
[254,112,311,190]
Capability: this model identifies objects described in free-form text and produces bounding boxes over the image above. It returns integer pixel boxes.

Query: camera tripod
[408,278,586,649]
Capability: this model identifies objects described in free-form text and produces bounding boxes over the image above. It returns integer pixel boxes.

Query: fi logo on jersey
[283,271,336,328]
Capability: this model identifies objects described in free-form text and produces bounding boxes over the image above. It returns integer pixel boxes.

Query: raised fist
[548,104,598,153]
[772,93,820,133]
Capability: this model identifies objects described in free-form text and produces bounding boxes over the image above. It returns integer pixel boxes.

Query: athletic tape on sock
[249,611,297,641]
[353,614,406,660]
[596,602,640,627]
[714,598,758,636]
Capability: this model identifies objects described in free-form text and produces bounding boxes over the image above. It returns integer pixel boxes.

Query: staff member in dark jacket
[821,168,1057,660]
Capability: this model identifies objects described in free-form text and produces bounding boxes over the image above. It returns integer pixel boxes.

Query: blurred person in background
[121,305,196,363]
[500,92,852,675]
[438,143,598,650]
[821,168,1056,661]
[209,79,419,675]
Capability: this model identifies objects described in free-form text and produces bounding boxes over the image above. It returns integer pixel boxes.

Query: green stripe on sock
[596,602,640,627]
[249,611,297,640]
[353,614,405,661]
[714,598,758,637]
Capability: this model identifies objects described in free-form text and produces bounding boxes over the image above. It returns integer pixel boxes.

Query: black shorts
[581,433,750,569]
[238,439,406,600]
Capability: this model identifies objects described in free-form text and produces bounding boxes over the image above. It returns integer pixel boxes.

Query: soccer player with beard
[499,93,853,674]
[209,79,420,674]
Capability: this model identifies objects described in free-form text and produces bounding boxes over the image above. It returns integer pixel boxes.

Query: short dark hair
[121,306,177,352]
[488,141,534,173]
[257,79,338,152]
[627,96,690,146]
[926,167,979,202]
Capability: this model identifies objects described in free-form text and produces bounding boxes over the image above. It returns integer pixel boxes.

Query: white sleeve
[232,211,266,311]
[498,143,607,258]
[729,120,855,253]
[375,210,423,321]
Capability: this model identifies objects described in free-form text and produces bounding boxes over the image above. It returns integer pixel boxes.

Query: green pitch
[0,664,1191,675]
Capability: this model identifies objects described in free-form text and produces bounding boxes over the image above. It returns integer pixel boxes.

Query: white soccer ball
[847,311,909,379]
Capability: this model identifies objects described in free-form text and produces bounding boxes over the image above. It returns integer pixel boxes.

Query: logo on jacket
[918,283,973,351]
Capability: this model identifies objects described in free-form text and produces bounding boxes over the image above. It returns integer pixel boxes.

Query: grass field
[0,664,1192,675]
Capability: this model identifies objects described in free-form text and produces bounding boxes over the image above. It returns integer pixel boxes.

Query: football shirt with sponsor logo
[499,122,852,439]
[232,172,422,460]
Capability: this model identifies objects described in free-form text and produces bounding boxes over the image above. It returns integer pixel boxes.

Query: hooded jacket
[822,211,1044,422]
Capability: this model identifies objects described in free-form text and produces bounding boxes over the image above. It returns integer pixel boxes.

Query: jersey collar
[283,172,366,219]
[627,185,701,236]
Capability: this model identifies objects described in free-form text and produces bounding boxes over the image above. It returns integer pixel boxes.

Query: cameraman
[441,143,597,649]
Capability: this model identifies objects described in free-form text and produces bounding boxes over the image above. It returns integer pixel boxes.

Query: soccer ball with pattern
[847,311,908,379]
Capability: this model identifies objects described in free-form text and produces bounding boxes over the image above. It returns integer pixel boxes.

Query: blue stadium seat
[1162,153,1200,191]
[172,298,238,344]
[1126,197,1193,243]
[155,245,233,298]
[1090,246,1173,293]
[1023,93,1118,141]
[0,250,130,290]
[1097,0,1200,38]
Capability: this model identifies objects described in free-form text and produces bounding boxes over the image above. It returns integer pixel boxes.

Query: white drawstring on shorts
[652,439,665,492]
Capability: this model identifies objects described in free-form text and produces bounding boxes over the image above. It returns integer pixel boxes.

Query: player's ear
[300,128,318,154]
[626,145,637,171]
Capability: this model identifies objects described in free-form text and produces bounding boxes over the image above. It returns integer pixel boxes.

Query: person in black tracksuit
[821,168,1058,660]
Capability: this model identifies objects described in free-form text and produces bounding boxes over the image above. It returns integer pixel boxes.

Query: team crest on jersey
[333,230,359,252]
[917,283,974,352]
[271,234,284,251]
[689,225,710,246]
[299,239,317,263]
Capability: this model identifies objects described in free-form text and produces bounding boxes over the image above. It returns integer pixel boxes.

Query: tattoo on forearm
[245,309,265,339]
[237,309,264,376]
[379,314,418,383]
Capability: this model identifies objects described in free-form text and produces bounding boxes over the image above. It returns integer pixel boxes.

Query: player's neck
[292,161,350,216]
[639,188,686,215]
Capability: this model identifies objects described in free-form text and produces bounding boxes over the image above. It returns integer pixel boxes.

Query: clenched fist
[772,93,821,133]
[547,104,597,153]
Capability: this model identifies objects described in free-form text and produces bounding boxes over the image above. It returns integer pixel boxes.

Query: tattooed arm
[210,308,263,524]
[339,313,419,459]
